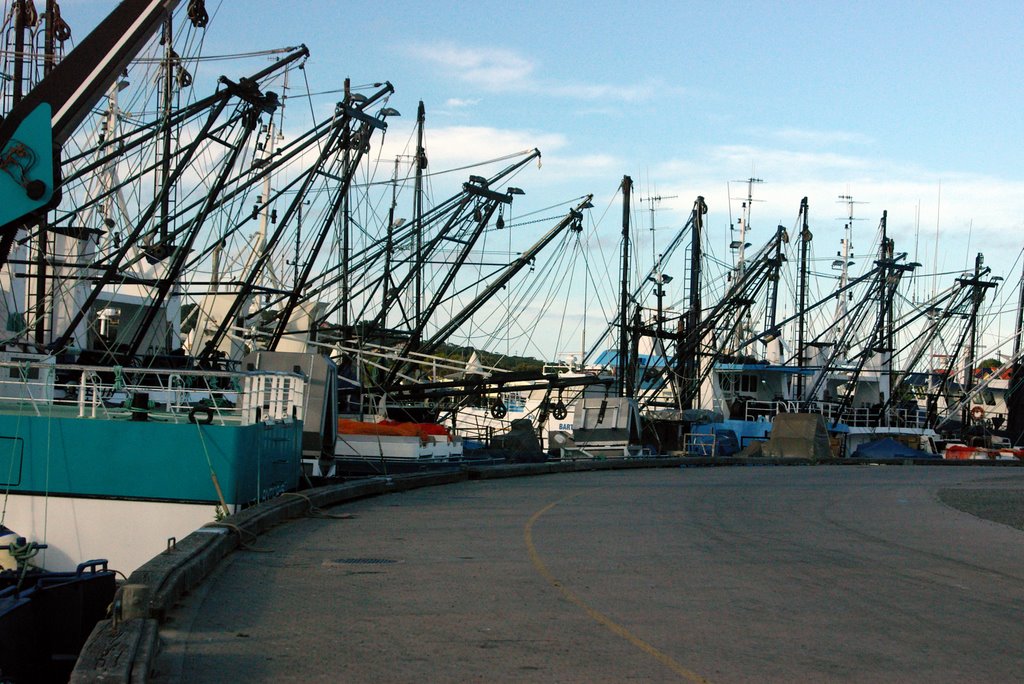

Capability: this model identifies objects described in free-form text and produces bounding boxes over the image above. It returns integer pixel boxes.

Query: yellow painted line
[524,494,710,683]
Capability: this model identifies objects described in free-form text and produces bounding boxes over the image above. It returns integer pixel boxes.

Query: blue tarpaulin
[853,437,940,459]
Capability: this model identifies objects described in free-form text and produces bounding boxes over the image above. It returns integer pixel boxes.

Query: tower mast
[618,175,632,398]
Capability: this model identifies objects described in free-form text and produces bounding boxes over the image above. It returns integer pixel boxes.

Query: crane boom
[0,0,182,237]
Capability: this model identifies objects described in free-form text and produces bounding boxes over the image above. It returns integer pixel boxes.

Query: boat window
[971,391,996,405]
[738,374,759,393]
[8,365,38,380]
[720,374,760,394]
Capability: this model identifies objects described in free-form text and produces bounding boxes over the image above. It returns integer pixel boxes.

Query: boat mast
[414,195,594,358]
[796,197,811,403]
[680,196,706,410]
[834,194,861,354]
[763,223,786,336]
[33,2,61,345]
[731,177,761,351]
[413,100,426,342]
[239,117,276,293]
[383,156,400,320]
[618,175,632,398]
[0,0,189,265]
[264,82,395,352]
[641,191,676,390]
[340,78,352,336]
[158,14,174,248]
[961,252,987,429]
[879,211,895,406]
[10,0,29,107]
[1008,260,1024,444]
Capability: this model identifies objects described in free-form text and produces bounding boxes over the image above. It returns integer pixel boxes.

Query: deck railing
[682,432,717,457]
[0,355,305,426]
[741,399,927,428]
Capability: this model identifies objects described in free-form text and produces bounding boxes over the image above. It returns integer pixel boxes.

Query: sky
[39,1,1024,360]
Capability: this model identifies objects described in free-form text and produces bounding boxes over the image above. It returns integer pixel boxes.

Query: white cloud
[406,41,670,104]
[416,125,565,166]
[444,97,480,109]
[540,152,619,178]
[550,77,680,104]
[407,43,534,92]
[758,127,875,147]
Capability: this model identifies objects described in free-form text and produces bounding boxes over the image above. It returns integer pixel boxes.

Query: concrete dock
[93,464,1024,682]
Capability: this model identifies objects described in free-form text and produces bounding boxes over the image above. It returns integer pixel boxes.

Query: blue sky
[54,1,1024,359]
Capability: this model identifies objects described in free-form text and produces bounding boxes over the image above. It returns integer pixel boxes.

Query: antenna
[832,193,868,350]
[834,193,868,272]
[730,178,764,276]
[723,177,764,351]
[639,192,678,271]
[913,200,921,303]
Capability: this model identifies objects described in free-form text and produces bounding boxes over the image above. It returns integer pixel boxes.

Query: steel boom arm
[0,0,184,245]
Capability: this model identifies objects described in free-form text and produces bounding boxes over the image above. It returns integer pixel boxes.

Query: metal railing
[741,399,927,428]
[0,357,305,427]
[682,433,716,457]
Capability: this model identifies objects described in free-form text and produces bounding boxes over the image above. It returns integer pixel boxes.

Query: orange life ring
[970,406,985,421]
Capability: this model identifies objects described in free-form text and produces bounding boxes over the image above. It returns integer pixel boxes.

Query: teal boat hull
[0,413,302,504]
[0,413,302,573]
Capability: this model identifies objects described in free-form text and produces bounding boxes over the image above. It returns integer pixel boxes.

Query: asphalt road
[153,466,1024,683]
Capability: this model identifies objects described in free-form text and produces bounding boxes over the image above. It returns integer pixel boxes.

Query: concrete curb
[464,456,687,479]
[71,617,159,684]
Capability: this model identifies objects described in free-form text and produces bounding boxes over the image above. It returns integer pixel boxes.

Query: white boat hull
[2,493,226,574]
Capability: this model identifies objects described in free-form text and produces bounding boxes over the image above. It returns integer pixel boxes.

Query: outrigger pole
[0,0,187,262]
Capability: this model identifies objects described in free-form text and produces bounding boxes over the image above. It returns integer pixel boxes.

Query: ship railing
[740,400,927,430]
[836,406,877,427]
[816,403,928,429]
[0,359,305,426]
[682,433,716,457]
[888,405,928,428]
[242,372,305,424]
[452,423,495,445]
[77,370,106,419]
[742,400,787,421]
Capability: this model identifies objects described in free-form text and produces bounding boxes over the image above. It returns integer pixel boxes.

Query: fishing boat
[0,0,377,576]
[580,183,989,459]
[295,99,603,471]
[323,417,463,476]
[316,344,607,475]
[0,547,116,683]
[0,351,308,573]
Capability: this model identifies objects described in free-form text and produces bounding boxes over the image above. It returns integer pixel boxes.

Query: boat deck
[137,465,1024,683]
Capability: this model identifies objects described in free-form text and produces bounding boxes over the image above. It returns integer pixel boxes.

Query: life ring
[970,406,985,421]
[490,400,507,420]
[551,401,568,421]
[189,405,215,425]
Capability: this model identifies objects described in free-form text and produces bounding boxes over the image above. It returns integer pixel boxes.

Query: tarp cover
[337,419,450,440]
[763,413,832,459]
[853,437,939,459]
[491,418,544,462]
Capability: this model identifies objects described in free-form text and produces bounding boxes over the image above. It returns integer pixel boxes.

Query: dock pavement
[75,462,1024,683]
